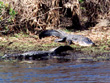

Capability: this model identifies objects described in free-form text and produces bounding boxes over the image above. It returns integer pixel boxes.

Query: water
[0,60,110,83]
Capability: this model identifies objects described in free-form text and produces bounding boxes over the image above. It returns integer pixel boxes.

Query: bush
[0,0,110,34]
[0,1,17,33]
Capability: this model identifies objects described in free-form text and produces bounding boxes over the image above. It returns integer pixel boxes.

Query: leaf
[0,1,4,8]
[9,8,17,16]
[79,0,84,3]
[9,8,13,15]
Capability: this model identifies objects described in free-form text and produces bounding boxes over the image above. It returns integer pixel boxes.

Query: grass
[0,29,110,58]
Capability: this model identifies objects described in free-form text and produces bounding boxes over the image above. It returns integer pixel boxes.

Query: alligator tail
[39,30,62,39]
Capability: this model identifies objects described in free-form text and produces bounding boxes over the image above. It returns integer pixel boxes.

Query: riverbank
[0,28,110,60]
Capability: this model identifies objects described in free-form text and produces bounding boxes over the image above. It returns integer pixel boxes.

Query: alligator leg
[66,40,73,45]
[54,37,66,42]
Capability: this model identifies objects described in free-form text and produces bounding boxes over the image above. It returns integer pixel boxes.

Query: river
[0,59,110,83]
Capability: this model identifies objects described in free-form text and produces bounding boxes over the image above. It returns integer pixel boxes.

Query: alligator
[39,30,95,46]
[2,45,73,60]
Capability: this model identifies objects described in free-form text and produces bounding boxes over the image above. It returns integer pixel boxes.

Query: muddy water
[0,60,110,83]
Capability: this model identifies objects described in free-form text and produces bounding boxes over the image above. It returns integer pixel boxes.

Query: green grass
[13,32,29,38]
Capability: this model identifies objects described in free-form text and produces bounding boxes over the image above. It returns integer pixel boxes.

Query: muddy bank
[1,50,110,62]
[1,44,110,62]
[0,29,110,61]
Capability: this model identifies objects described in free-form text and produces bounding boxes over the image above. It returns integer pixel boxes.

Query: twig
[36,7,62,18]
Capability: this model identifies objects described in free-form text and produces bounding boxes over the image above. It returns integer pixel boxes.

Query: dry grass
[0,28,110,55]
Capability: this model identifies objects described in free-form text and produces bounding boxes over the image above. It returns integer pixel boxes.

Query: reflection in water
[0,60,110,83]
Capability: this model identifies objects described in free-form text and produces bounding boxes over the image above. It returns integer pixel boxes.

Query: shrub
[0,1,17,33]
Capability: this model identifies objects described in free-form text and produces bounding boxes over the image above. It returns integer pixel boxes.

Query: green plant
[9,8,16,17]
[0,1,5,15]
[9,8,17,21]
[0,1,17,31]
[0,1,17,18]
[79,0,84,3]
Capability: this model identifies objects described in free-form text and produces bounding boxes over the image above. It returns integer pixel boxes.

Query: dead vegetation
[0,0,110,34]
[81,0,110,28]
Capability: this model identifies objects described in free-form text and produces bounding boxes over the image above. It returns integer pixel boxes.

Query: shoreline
[0,29,110,61]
